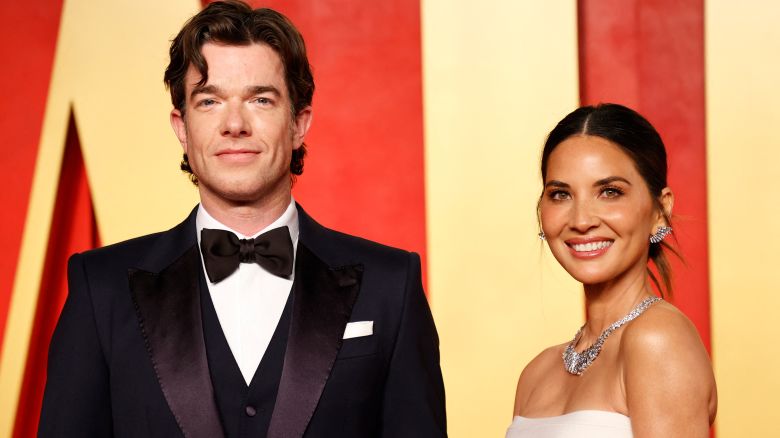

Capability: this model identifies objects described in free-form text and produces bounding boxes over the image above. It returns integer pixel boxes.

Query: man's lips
[564,237,614,257]
[216,148,259,155]
[215,149,260,162]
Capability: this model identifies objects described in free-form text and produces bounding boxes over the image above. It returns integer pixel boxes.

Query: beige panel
[0,0,200,434]
[707,1,780,436]
[422,1,580,436]
[65,0,202,242]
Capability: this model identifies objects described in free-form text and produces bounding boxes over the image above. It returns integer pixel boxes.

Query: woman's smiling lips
[564,237,614,258]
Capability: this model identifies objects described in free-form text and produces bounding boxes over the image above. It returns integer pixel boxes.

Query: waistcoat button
[245,405,257,417]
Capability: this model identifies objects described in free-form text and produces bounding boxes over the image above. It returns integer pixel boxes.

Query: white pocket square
[343,321,373,339]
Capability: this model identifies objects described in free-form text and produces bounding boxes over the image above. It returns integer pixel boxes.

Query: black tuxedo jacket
[39,205,446,437]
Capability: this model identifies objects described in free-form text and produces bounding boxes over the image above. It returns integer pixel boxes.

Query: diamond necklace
[562,296,661,375]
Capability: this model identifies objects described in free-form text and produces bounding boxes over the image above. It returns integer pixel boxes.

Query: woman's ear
[656,187,674,227]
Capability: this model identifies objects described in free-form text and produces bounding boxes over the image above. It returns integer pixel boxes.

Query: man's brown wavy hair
[164,0,314,185]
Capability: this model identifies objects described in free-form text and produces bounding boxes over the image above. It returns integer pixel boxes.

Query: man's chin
[216,189,268,204]
[199,179,290,205]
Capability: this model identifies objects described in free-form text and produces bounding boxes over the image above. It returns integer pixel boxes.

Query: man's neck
[198,189,292,236]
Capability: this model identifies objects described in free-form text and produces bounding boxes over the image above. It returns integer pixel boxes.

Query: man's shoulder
[76,210,196,271]
[298,206,417,269]
[302,220,418,270]
[72,231,169,277]
[81,230,166,259]
[322,226,411,256]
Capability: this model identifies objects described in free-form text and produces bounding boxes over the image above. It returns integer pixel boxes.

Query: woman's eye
[549,190,570,201]
[601,187,624,198]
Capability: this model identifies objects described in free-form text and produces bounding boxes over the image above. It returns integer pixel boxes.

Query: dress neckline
[515,409,630,421]
[508,410,633,437]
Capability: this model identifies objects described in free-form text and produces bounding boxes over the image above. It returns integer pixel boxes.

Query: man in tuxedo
[38,1,446,437]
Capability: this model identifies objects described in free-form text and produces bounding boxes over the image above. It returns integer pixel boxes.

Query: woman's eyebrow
[594,176,631,186]
[544,180,569,189]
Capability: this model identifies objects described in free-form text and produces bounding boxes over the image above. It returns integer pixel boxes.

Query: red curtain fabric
[0,0,64,360]
[578,0,711,351]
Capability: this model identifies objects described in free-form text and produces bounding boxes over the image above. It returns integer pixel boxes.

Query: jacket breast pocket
[337,332,378,360]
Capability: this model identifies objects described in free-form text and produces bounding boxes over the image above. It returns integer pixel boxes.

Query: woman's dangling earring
[650,226,672,244]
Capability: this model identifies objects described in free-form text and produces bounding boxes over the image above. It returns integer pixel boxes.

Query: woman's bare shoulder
[619,299,717,431]
[513,342,567,415]
[620,300,707,359]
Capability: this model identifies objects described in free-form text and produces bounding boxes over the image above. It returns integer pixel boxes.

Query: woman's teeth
[572,241,612,252]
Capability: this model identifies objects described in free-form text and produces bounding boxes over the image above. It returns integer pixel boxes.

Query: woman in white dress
[508,104,717,437]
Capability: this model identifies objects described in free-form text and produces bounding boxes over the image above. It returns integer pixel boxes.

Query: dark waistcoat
[200,272,292,438]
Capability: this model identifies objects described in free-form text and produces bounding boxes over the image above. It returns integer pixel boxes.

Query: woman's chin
[562,267,616,286]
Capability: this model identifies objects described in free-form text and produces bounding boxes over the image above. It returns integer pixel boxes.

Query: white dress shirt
[196,199,299,385]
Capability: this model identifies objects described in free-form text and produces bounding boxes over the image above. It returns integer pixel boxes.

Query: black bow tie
[200,227,294,283]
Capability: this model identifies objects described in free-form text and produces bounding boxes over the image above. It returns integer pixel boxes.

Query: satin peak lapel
[267,244,363,438]
[129,245,224,438]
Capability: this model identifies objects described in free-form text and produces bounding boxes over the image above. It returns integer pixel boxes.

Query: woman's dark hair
[540,103,677,296]
[163,0,313,184]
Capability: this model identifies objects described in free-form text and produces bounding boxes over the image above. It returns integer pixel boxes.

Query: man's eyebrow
[189,84,282,101]
[248,85,281,96]
[544,180,569,189]
[594,176,632,186]
[190,84,219,99]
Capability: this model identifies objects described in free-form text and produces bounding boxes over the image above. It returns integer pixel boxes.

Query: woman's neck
[580,266,655,345]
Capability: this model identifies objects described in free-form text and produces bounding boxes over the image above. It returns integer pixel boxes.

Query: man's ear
[170,109,188,153]
[292,106,313,149]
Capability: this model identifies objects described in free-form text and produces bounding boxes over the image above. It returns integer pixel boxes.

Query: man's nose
[221,103,251,137]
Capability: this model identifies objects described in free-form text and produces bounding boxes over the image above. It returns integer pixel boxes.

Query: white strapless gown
[506,410,632,438]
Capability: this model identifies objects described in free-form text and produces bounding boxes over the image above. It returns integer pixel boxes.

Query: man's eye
[198,98,216,107]
[255,97,273,105]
